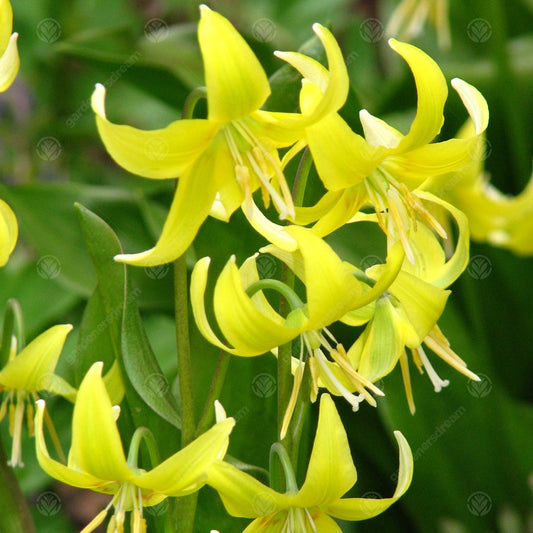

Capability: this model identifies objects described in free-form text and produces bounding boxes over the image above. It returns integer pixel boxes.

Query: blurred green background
[0,0,532,531]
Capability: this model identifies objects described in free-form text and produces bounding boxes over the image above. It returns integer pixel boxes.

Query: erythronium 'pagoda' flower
[0,198,17,266]
[0,0,19,92]
[386,0,451,49]
[0,324,75,467]
[35,362,235,533]
[425,122,533,255]
[191,225,404,421]
[342,196,479,412]
[285,38,488,263]
[208,394,413,532]
[91,5,348,266]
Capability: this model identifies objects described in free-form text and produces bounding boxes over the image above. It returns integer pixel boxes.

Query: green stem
[269,442,298,494]
[173,254,197,533]
[196,351,231,436]
[0,299,25,367]
[246,279,304,310]
[182,87,207,120]
[127,427,160,469]
[0,438,36,533]
[486,0,530,186]
[292,148,312,208]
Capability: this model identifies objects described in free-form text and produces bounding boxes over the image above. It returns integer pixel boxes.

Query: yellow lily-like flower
[425,122,533,255]
[386,0,451,49]
[91,5,348,266]
[0,198,17,266]
[342,196,479,412]
[0,0,19,92]
[35,361,235,533]
[192,226,403,417]
[285,39,488,263]
[0,324,75,467]
[208,394,413,532]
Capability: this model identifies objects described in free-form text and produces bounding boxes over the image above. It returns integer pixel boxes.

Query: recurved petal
[295,394,357,507]
[136,418,235,495]
[69,362,132,482]
[35,400,109,490]
[0,33,18,92]
[388,39,447,154]
[199,6,270,122]
[0,197,17,266]
[91,83,217,179]
[114,147,221,266]
[451,78,489,135]
[327,431,413,520]
[208,460,286,518]
[214,257,300,354]
[0,0,13,51]
[0,324,72,391]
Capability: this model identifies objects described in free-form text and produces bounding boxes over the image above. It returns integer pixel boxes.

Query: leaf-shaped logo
[467,373,492,398]
[467,255,492,280]
[467,19,493,43]
[252,492,277,515]
[144,19,169,43]
[251,373,276,398]
[145,263,170,280]
[145,499,169,516]
[360,254,382,271]
[467,491,492,516]
[144,137,169,161]
[36,491,61,516]
[360,19,384,43]
[145,373,170,396]
[360,491,383,512]
[36,19,62,44]
[252,19,276,42]
[37,255,61,279]
[36,137,62,161]
[256,254,277,279]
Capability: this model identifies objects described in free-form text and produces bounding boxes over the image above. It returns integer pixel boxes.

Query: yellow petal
[69,362,132,482]
[0,33,19,92]
[115,145,223,266]
[136,418,235,495]
[0,0,13,51]
[388,39,447,154]
[207,460,286,518]
[198,6,270,122]
[91,83,217,179]
[0,324,72,391]
[34,400,108,490]
[0,197,18,266]
[451,78,489,135]
[327,431,413,520]
[359,110,402,149]
[295,394,357,507]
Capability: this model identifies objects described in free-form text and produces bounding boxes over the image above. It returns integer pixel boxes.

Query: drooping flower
[35,361,235,533]
[0,198,17,267]
[0,0,19,92]
[0,323,75,467]
[208,393,413,532]
[284,38,488,263]
[191,225,404,421]
[342,195,479,412]
[386,0,451,49]
[91,5,348,266]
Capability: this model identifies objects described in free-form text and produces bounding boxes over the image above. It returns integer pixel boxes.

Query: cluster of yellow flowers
[1,2,532,532]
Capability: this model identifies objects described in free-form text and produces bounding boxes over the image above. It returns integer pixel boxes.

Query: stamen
[416,346,449,392]
[8,394,26,467]
[303,508,318,533]
[80,509,108,533]
[280,362,304,439]
[399,349,416,414]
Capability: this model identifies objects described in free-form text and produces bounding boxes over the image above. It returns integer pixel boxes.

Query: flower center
[223,119,295,220]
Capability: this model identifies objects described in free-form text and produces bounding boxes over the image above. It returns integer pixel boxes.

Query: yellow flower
[342,196,479,412]
[0,198,17,266]
[0,0,19,92]
[35,362,235,532]
[91,6,348,266]
[285,39,488,263]
[0,323,75,467]
[191,226,403,418]
[386,0,451,49]
[208,394,413,532]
